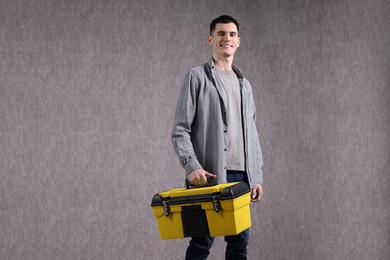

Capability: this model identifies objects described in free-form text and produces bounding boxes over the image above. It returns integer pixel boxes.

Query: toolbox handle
[185,176,216,189]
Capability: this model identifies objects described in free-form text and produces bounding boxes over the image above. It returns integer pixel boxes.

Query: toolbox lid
[151,182,250,207]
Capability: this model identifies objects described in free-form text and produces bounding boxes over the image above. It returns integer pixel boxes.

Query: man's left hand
[251,184,263,203]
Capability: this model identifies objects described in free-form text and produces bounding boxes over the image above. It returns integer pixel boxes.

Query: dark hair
[210,15,239,35]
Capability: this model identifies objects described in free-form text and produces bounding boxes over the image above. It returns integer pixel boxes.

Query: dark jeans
[185,171,250,260]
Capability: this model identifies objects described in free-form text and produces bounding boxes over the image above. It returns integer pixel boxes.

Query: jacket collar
[208,58,244,79]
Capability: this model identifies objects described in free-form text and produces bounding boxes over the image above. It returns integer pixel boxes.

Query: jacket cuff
[184,159,202,175]
[258,177,263,185]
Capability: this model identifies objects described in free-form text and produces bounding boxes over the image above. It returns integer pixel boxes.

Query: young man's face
[208,22,240,58]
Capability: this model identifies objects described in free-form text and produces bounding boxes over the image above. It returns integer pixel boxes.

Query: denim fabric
[224,229,249,260]
[185,171,250,260]
[185,236,215,260]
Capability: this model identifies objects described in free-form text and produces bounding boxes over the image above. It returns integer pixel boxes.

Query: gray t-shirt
[215,69,245,171]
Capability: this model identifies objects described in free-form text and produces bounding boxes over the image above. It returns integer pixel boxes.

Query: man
[171,15,264,260]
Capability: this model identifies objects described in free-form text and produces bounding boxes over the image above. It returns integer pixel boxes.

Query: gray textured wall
[1,0,389,259]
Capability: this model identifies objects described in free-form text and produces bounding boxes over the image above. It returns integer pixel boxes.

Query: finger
[188,173,196,184]
[205,172,216,178]
[204,171,216,177]
[251,196,259,202]
[254,187,263,202]
[251,189,261,202]
[251,188,257,199]
[201,174,208,185]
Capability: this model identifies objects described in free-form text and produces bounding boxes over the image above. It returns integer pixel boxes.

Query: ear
[237,36,241,48]
[207,35,213,46]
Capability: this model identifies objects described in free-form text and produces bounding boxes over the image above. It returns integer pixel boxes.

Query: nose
[223,34,231,41]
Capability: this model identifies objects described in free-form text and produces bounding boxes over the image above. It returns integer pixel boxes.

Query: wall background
[1,0,389,259]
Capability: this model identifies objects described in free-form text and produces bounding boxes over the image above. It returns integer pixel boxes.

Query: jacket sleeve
[249,80,264,185]
[171,71,202,175]
[254,129,264,185]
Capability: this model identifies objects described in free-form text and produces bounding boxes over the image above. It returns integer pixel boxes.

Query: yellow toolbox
[151,182,251,239]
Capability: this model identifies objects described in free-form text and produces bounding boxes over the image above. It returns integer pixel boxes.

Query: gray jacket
[171,58,263,188]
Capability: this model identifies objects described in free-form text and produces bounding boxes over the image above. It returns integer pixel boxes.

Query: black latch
[162,200,171,216]
[211,194,222,212]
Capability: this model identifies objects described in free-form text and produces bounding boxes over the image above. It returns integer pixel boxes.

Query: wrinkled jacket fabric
[171,59,263,188]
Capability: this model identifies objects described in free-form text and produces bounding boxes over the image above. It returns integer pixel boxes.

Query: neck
[212,54,234,71]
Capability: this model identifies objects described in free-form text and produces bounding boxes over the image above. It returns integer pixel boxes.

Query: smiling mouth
[220,44,233,48]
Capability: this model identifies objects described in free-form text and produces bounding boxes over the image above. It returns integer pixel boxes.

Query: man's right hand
[187,169,217,186]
